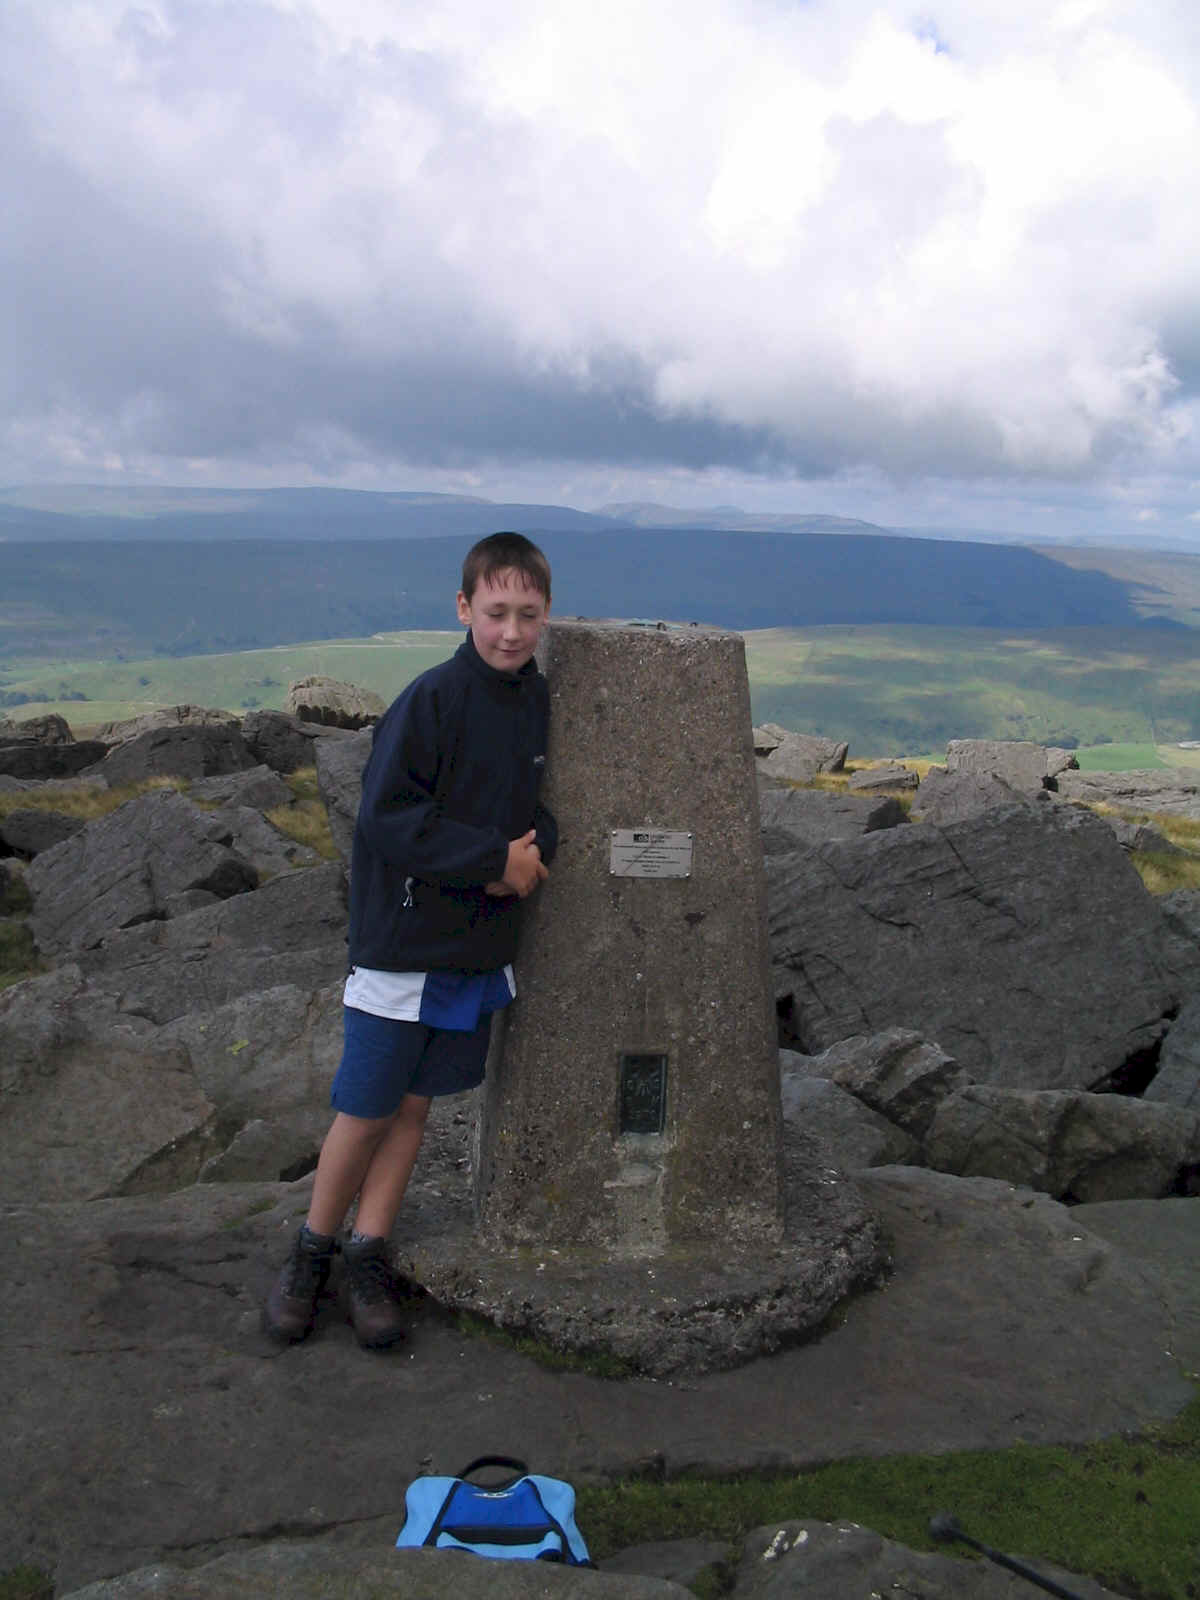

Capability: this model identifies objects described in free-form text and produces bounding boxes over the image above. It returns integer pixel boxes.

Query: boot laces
[349,1248,397,1305]
[283,1239,330,1298]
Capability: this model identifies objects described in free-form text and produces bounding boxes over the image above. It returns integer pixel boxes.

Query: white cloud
[3,0,1200,520]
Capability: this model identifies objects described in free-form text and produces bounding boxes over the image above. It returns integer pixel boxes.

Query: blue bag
[396,1455,593,1565]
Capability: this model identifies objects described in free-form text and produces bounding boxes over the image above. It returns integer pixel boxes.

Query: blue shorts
[330,1006,492,1119]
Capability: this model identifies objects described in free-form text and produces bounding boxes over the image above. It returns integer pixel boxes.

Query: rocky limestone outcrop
[909,766,1035,824]
[923,1083,1200,1201]
[1144,992,1200,1110]
[26,788,259,953]
[1056,766,1200,819]
[768,797,1199,1090]
[782,1029,965,1139]
[84,722,259,785]
[780,1054,918,1168]
[4,1167,1193,1596]
[759,782,907,854]
[95,705,242,743]
[847,762,918,792]
[946,737,1078,789]
[241,706,358,772]
[0,805,86,856]
[753,725,848,783]
[0,724,108,779]
[5,699,1200,1596]
[286,674,386,728]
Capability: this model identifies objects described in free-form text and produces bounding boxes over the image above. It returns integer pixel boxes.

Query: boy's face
[456,567,550,674]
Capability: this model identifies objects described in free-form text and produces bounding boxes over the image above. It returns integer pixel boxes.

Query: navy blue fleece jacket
[347,632,556,975]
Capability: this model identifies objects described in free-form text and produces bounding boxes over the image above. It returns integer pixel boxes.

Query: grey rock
[87,723,258,785]
[315,726,372,859]
[847,762,918,792]
[285,674,386,729]
[1160,886,1200,947]
[204,803,322,876]
[1056,767,1200,819]
[752,722,794,754]
[11,711,77,743]
[780,1055,918,1168]
[909,767,1035,824]
[188,763,294,810]
[602,1539,732,1588]
[197,1116,322,1184]
[27,790,258,953]
[924,1084,1200,1200]
[1070,1194,1200,1368]
[1104,815,1182,853]
[75,862,347,1024]
[96,705,241,743]
[0,968,216,1202]
[62,1544,692,1598]
[0,806,85,856]
[7,1171,1196,1594]
[769,801,1199,1089]
[945,738,1075,791]
[757,732,848,783]
[240,707,361,772]
[0,737,108,779]
[788,1028,966,1139]
[1145,994,1200,1110]
[759,785,906,854]
[732,1519,1122,1599]
[158,979,342,1148]
[160,887,221,918]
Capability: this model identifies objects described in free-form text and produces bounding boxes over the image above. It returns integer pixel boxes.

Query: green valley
[5,622,1200,766]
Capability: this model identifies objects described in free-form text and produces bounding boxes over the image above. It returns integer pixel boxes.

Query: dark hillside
[0,528,1143,658]
[0,486,622,542]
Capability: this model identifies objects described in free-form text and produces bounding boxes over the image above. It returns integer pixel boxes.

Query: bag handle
[456,1455,529,1487]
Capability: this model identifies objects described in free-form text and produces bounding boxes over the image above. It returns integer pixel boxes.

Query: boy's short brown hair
[461,532,552,603]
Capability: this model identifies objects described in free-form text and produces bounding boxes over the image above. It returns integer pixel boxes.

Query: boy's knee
[333,1109,395,1145]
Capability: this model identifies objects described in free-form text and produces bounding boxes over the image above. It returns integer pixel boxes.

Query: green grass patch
[0,634,458,731]
[743,624,1200,758]
[264,767,339,861]
[0,774,181,823]
[6,622,1200,759]
[577,1394,1200,1598]
[0,1567,53,1600]
[1074,744,1170,772]
[0,918,42,990]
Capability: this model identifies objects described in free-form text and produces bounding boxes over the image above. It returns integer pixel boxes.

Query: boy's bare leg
[353,1094,432,1238]
[306,1094,431,1239]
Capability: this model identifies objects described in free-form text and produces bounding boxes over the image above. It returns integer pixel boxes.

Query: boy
[263,532,555,1350]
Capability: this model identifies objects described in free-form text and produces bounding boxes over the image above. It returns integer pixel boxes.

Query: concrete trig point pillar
[404,618,881,1377]
[474,619,785,1251]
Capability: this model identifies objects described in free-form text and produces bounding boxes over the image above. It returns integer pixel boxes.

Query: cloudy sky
[4,0,1200,544]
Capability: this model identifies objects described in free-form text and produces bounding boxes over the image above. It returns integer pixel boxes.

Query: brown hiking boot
[262,1228,334,1344]
[341,1236,409,1350]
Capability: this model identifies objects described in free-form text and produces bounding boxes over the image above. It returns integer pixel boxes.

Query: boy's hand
[485,829,549,898]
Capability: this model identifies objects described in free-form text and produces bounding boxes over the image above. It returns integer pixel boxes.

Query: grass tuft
[0,775,181,822]
[0,919,42,991]
[1130,851,1200,895]
[0,1568,54,1600]
[264,767,339,860]
[577,1393,1200,1598]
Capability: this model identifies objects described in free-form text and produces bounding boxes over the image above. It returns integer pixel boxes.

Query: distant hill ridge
[0,526,1150,660]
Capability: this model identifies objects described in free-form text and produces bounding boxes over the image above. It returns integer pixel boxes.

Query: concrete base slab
[394,1136,885,1378]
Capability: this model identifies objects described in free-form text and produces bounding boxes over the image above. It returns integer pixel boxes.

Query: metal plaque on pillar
[610,829,693,878]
